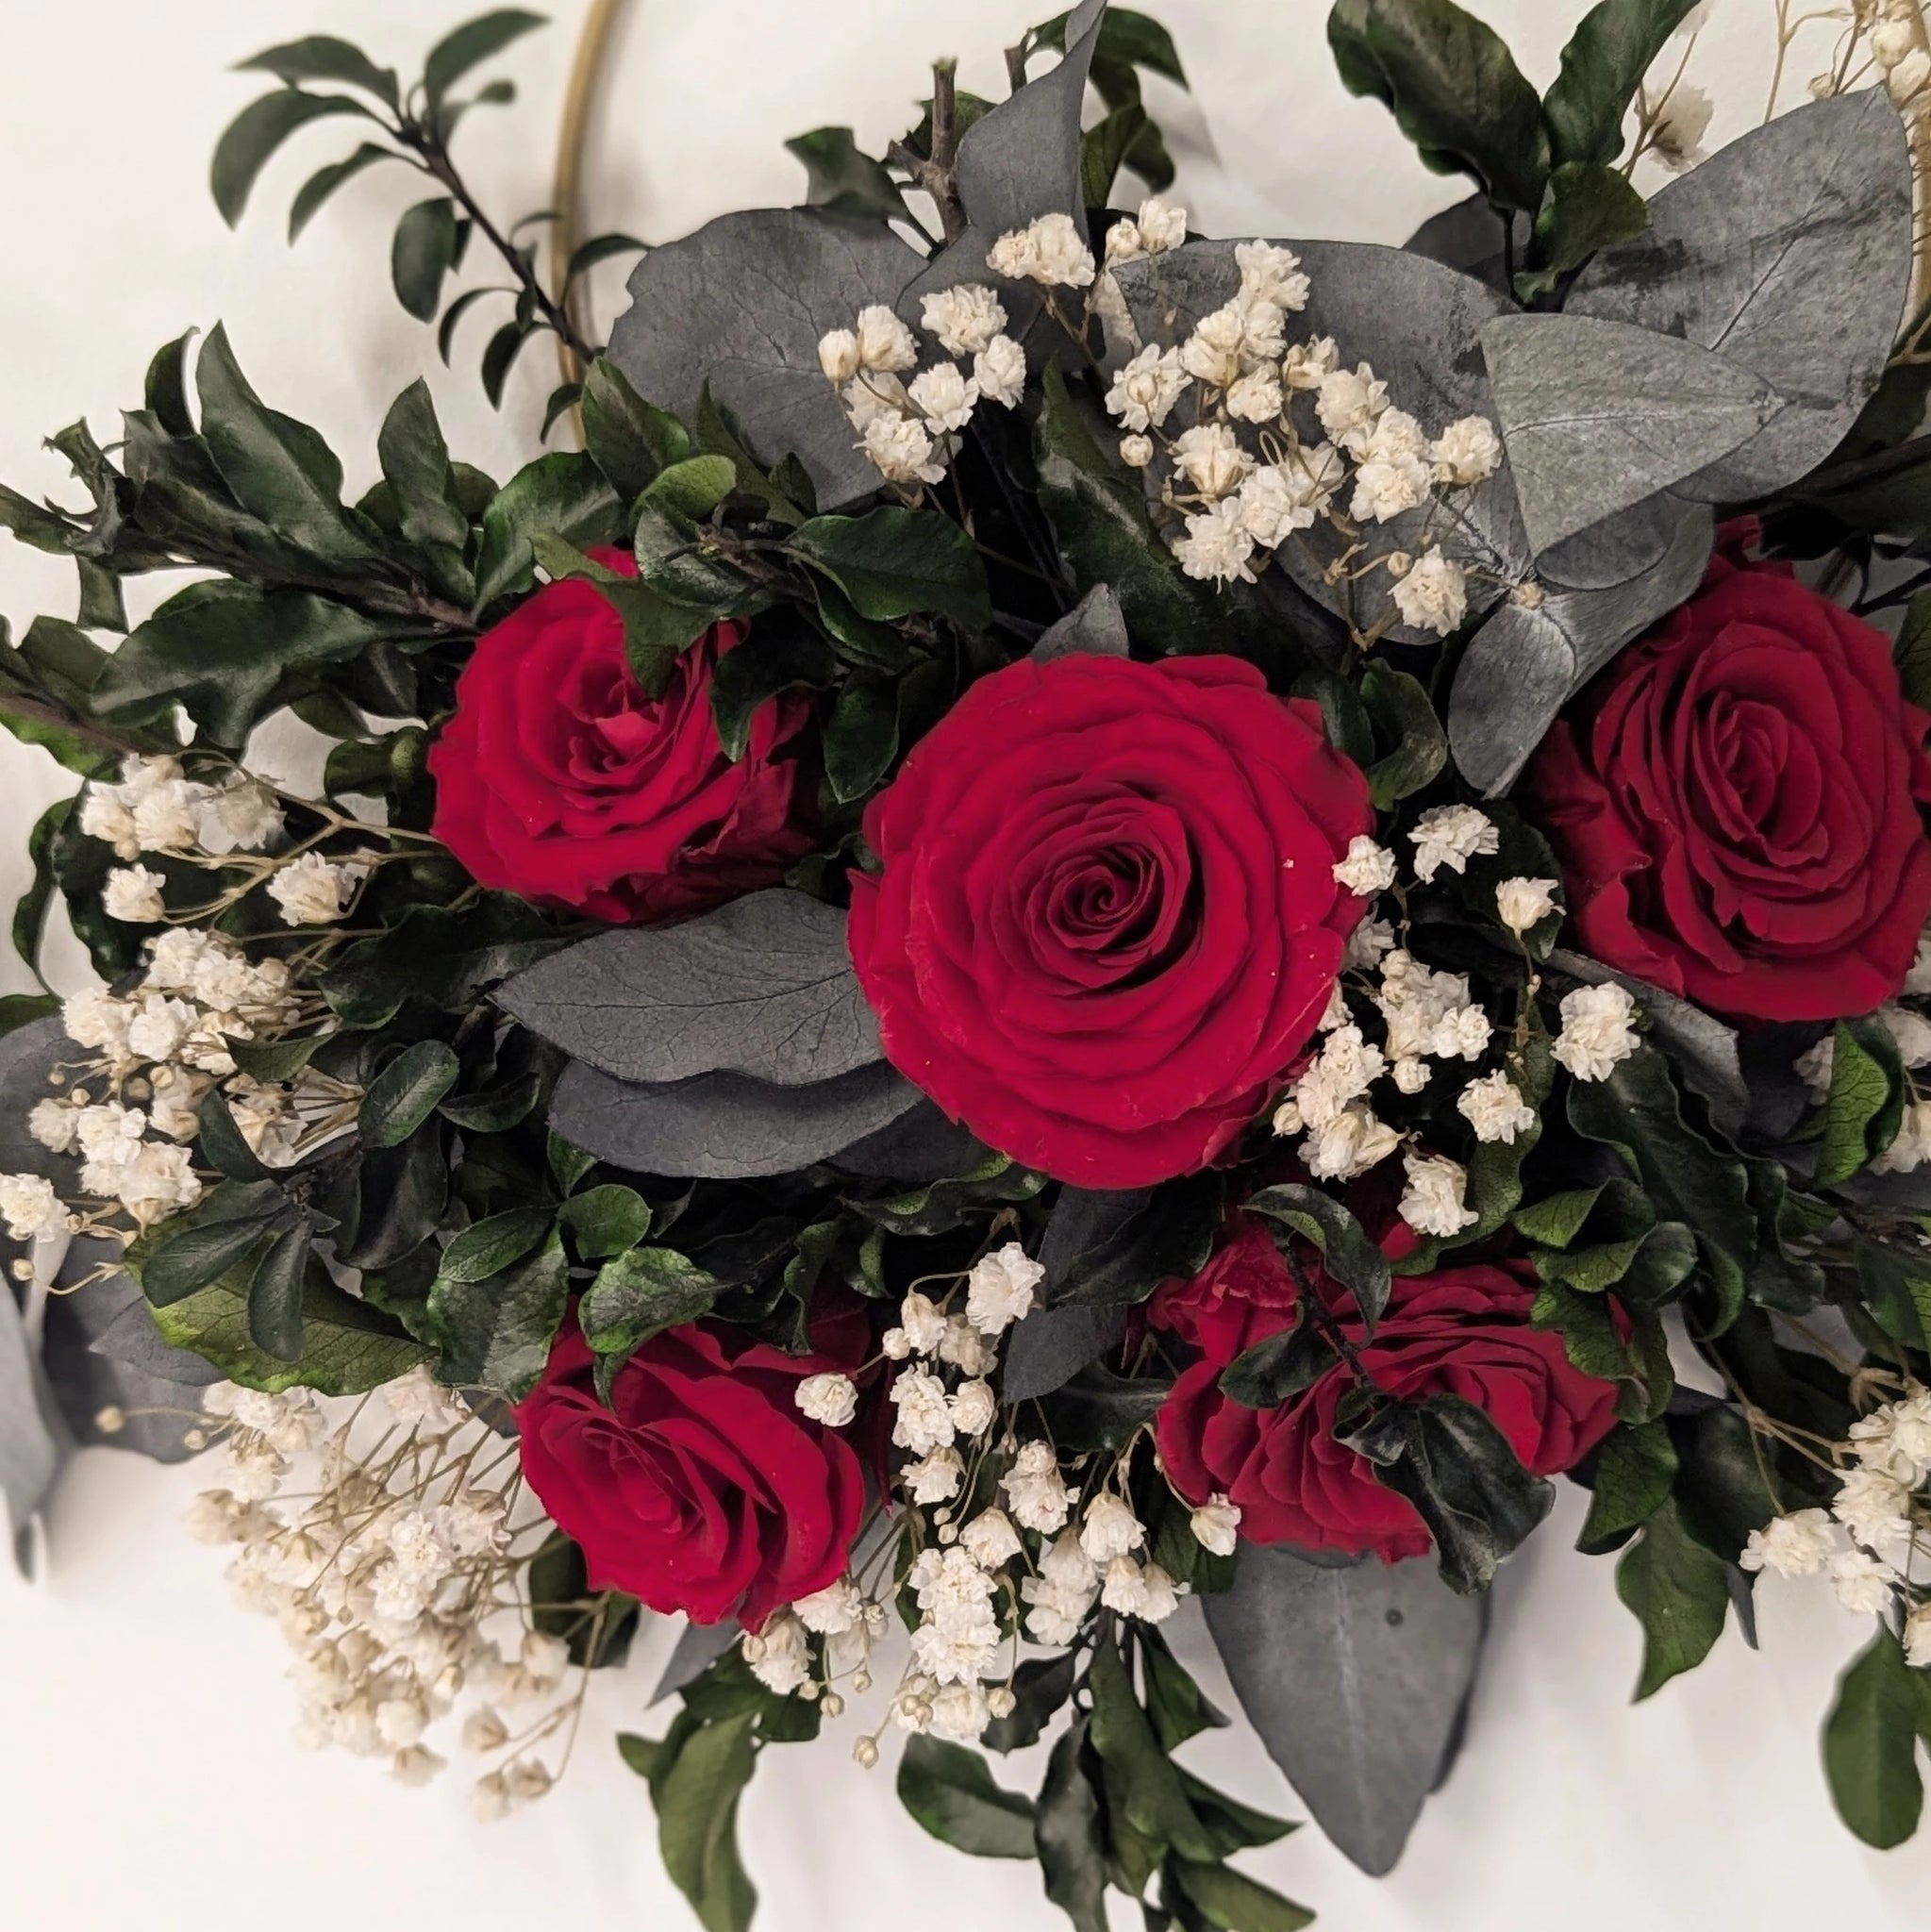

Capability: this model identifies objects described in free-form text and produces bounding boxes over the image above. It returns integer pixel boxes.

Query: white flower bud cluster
[1078,221,1507,638]
[78,755,284,864]
[18,924,358,1240]
[820,277,1028,494]
[1740,1384,1931,1656]
[187,1370,579,1818]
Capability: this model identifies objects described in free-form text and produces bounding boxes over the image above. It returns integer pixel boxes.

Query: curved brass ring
[551,0,634,394]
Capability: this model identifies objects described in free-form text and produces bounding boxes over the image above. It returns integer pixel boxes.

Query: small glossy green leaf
[580,1247,720,1360]
[1243,1183,1390,1331]
[438,1207,556,1284]
[212,91,367,226]
[579,357,691,501]
[789,507,991,634]
[1170,1860,1315,1932]
[558,1184,653,1260]
[1035,1720,1107,1932]
[896,1736,1037,1858]
[643,455,738,522]
[1616,1495,1730,1698]
[1817,1016,1907,1188]
[391,197,461,322]
[1360,663,1448,805]
[1542,0,1703,167]
[143,1217,275,1307]
[360,1041,460,1149]
[427,1229,570,1398]
[424,9,548,112]
[785,127,911,226]
[248,1221,314,1361]
[1577,1418,1678,1554]
[1824,1628,1928,1850]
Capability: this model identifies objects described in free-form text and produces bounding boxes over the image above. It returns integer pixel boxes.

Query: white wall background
[0,3,1923,1927]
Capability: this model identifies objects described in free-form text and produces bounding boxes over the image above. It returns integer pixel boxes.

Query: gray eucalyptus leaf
[1447,503,1713,793]
[1479,313,1781,558]
[497,888,880,1090]
[1112,240,1526,641]
[606,208,924,512]
[833,1102,989,1180]
[0,1019,80,1194]
[1203,1542,1489,1876]
[1402,192,1517,292]
[1567,90,1913,501]
[1,1287,64,1576]
[549,1057,923,1181]
[1033,583,1128,660]
[1002,1304,1127,1404]
[1549,948,1750,1143]
[897,0,1106,340]
[650,1615,741,1707]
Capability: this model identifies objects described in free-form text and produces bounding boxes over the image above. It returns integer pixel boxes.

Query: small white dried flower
[974,335,1027,408]
[1190,1494,1240,1557]
[1409,806,1499,883]
[966,1241,1042,1335]
[103,864,167,924]
[854,304,919,373]
[1496,876,1560,935]
[1398,1152,1478,1239]
[1457,1071,1537,1144]
[920,284,1007,357]
[1390,547,1468,636]
[795,1373,858,1428]
[1332,837,1397,896]
[1552,983,1640,1083]
[1429,416,1503,487]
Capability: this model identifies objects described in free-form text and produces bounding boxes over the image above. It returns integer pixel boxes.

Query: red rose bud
[1526,541,1931,1023]
[847,653,1375,1188]
[428,553,818,924]
[512,1303,870,1629]
[1152,1218,1620,1561]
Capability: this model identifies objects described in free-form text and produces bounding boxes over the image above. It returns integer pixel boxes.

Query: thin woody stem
[888,58,971,244]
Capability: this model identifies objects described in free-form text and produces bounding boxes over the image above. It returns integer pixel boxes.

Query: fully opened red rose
[428,552,817,924]
[513,1306,867,1629]
[846,653,1374,1188]
[1154,1219,1619,1560]
[1526,538,1931,1023]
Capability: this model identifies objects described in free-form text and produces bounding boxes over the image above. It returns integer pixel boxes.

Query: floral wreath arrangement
[10,0,1931,1922]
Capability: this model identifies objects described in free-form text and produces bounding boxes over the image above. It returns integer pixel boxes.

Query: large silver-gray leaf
[497,888,880,1090]
[1203,1543,1489,1876]
[1448,502,1713,793]
[1568,90,1912,501]
[1479,313,1781,558]
[1113,240,1525,640]
[1549,948,1749,1142]
[606,208,924,512]
[1034,583,1128,660]
[0,1019,79,1192]
[1003,1303,1127,1403]
[897,0,1106,334]
[833,1102,989,1180]
[650,1616,741,1707]
[549,1057,923,1180]
[1,1287,64,1575]
[1403,192,1517,292]
[42,1238,222,1463]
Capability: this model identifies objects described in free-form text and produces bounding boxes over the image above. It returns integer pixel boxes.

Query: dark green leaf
[360,1041,460,1148]
[1542,0,1703,167]
[709,614,838,761]
[1817,1015,1907,1189]
[1667,1403,1776,1561]
[644,455,738,522]
[438,285,501,364]
[1035,1363,1169,1454]
[789,507,991,634]
[143,1214,278,1307]
[1170,1861,1315,1932]
[1615,1495,1730,1698]
[897,1736,1038,1858]
[1520,159,1649,298]
[195,1088,272,1184]
[1823,1627,1927,1850]
[11,798,71,988]
[391,197,461,321]
[1080,102,1149,208]
[426,1228,570,1398]
[983,1651,1078,1754]
[1036,1719,1108,1932]
[1243,1183,1390,1331]
[424,9,548,112]
[1217,1321,1335,1409]
[321,895,564,1029]
[438,1207,557,1284]
[378,378,471,555]
[1349,1393,1555,1592]
[1896,590,1931,712]
[1359,663,1448,806]
[482,319,536,408]
[1087,1636,1221,1861]
[580,1246,720,1367]
[566,232,647,280]
[1328,0,1550,211]
[474,451,621,605]
[237,36,400,106]
[528,1529,640,1668]
[438,1074,542,1134]
[548,1131,597,1195]
[225,1034,325,1083]
[1577,1418,1677,1554]
[558,1184,653,1260]
[579,358,691,501]
[653,1713,760,1932]
[212,90,367,227]
[1141,1631,1229,1754]
[247,1221,314,1361]
[785,127,912,226]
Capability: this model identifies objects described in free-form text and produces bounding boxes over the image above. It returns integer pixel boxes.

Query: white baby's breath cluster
[1074,207,1508,641]
[187,1370,585,1818]
[751,1236,1224,1762]
[1,923,358,1248]
[819,282,1028,494]
[1740,1381,1931,1659]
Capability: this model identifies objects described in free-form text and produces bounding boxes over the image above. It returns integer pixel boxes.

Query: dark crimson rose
[1525,532,1931,1023]
[513,1304,867,1628]
[428,552,817,924]
[1153,1219,1619,1560]
[846,654,1374,1188]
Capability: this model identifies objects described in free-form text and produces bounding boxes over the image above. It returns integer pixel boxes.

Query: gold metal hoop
[550,0,634,393]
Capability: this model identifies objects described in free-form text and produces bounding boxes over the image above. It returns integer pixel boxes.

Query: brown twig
[887,58,970,244]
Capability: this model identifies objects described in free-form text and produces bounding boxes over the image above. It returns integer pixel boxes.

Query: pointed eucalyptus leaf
[1203,1543,1489,1876]
[1446,502,1711,792]
[1567,91,1913,500]
[1114,240,1526,636]
[831,1102,989,1180]
[605,208,924,513]
[1003,1305,1128,1403]
[498,889,880,1088]
[1479,313,1780,558]
[1033,584,1129,660]
[1403,191,1514,290]
[548,1058,924,1181]
[899,0,1106,342]
[0,1283,65,1574]
[651,1616,742,1706]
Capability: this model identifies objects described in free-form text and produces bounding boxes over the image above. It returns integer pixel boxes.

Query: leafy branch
[213,12,645,426]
